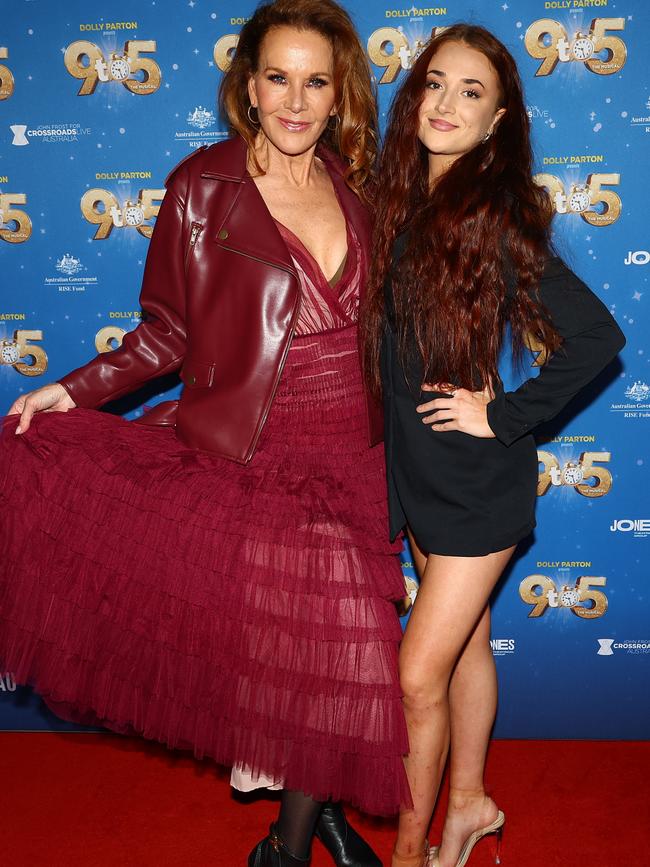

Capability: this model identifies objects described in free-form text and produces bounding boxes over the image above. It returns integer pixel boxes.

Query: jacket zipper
[245,291,301,462]
[184,222,204,272]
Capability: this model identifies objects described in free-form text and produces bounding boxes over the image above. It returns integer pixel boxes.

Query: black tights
[276,790,324,859]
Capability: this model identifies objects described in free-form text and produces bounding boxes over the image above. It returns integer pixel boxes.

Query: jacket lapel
[200,136,297,276]
[197,136,371,280]
[318,146,372,281]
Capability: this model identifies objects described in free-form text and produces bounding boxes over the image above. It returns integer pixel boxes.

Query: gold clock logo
[214,34,239,72]
[0,330,48,376]
[367,27,440,84]
[537,451,612,498]
[525,18,626,77]
[64,40,161,95]
[80,188,165,239]
[0,193,32,243]
[534,173,621,226]
[95,326,126,353]
[520,575,608,619]
[0,47,14,100]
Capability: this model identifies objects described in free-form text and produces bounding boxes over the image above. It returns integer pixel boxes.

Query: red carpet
[0,734,648,866]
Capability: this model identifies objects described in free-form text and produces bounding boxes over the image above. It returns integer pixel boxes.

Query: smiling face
[247,26,337,159]
[417,40,506,179]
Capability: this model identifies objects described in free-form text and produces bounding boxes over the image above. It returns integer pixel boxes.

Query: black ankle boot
[315,802,382,867]
[248,823,312,867]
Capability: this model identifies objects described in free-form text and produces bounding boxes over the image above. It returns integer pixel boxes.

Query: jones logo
[490,639,515,656]
[610,519,650,537]
[0,672,16,691]
[624,250,649,266]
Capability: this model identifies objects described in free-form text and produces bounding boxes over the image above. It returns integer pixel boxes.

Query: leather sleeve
[487,256,626,446]
[59,172,188,409]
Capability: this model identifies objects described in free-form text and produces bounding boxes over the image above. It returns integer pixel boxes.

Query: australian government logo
[44,253,98,293]
[597,638,650,656]
[610,380,650,418]
[175,104,227,149]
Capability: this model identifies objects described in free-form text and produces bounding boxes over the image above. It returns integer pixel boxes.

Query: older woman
[0,2,410,865]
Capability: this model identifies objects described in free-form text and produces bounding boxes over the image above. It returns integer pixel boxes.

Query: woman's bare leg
[439,606,500,865]
[392,536,513,866]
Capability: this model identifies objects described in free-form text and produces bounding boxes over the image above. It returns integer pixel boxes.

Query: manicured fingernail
[15,426,22,434]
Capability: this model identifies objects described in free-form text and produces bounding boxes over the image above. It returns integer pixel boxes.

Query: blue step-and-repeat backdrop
[1,0,648,739]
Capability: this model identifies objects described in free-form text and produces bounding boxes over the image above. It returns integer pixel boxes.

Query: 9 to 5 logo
[525,18,626,76]
[534,173,621,226]
[95,326,126,353]
[0,47,14,100]
[81,189,165,239]
[520,575,607,619]
[214,35,239,72]
[537,451,612,498]
[367,27,440,84]
[0,193,32,243]
[64,40,161,95]
[0,331,48,376]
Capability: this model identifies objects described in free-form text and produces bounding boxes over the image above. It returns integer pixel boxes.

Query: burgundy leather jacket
[60,135,382,463]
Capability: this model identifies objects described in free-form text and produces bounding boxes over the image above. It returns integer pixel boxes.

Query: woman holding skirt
[0,2,410,865]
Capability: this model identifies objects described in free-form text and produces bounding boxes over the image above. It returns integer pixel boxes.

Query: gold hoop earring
[247,104,260,127]
[327,114,340,133]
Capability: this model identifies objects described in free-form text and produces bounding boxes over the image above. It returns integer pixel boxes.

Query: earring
[482,130,492,142]
[247,104,260,127]
[327,114,340,133]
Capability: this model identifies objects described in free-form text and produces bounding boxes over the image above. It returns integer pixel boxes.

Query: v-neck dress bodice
[274,219,360,335]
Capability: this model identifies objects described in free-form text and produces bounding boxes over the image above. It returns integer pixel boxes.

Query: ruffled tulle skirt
[0,325,410,815]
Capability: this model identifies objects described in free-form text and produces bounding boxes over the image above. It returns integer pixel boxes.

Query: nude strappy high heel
[428,810,505,867]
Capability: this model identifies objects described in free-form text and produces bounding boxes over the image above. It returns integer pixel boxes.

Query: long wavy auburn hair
[361,24,561,394]
[219,0,378,199]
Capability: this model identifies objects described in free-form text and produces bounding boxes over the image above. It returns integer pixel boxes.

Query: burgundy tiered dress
[0,213,411,815]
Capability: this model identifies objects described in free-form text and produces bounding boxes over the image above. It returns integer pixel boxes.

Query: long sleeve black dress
[381,234,626,557]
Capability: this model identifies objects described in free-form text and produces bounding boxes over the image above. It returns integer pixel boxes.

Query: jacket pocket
[180,357,216,388]
[184,221,204,274]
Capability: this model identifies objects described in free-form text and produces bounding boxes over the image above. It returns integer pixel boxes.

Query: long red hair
[361,24,560,393]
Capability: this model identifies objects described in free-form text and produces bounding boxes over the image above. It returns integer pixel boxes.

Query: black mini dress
[381,233,625,557]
